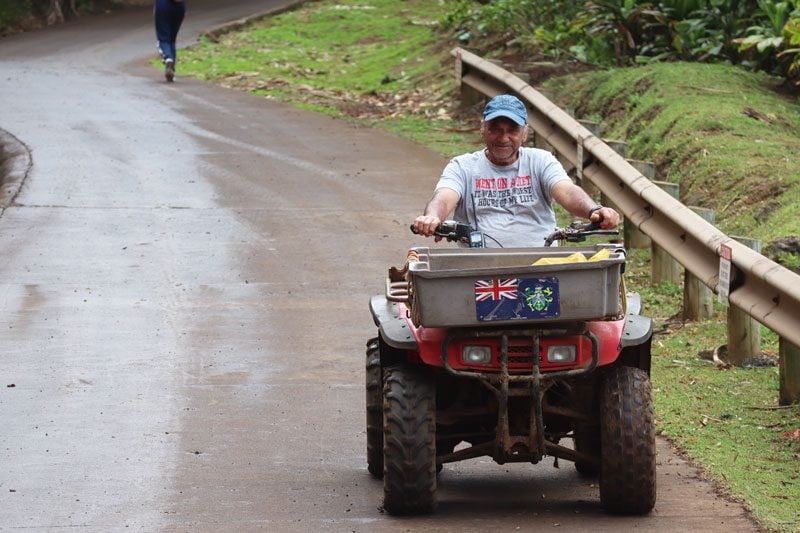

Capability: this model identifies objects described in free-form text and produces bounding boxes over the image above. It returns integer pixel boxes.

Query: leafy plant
[736,2,794,60]
[1,0,101,31]
[0,0,32,28]
[577,1,670,65]
[441,0,584,51]
[781,17,800,85]
[441,0,800,89]
[663,0,756,63]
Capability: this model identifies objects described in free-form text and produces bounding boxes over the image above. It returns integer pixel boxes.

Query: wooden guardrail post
[531,91,554,153]
[604,140,627,158]
[578,119,601,137]
[651,181,681,285]
[623,159,654,249]
[726,236,762,365]
[576,119,601,199]
[780,339,800,405]
[454,54,483,109]
[683,207,716,321]
[600,140,626,216]
[549,104,574,168]
[532,130,554,153]
[512,71,530,84]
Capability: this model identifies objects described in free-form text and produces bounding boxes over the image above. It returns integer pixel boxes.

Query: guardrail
[452,47,800,351]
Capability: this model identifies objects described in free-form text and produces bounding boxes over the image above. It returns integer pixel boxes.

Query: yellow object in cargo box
[532,247,611,266]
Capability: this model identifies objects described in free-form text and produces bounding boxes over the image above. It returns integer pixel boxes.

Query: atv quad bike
[366,221,656,515]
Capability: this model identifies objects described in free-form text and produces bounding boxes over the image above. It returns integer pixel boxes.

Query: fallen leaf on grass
[712,345,732,369]
[780,429,800,441]
[743,107,776,124]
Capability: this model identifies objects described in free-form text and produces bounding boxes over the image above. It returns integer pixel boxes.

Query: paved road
[0,2,760,531]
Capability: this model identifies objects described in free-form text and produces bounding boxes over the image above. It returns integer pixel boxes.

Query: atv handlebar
[411,220,618,248]
[543,221,619,247]
[410,221,485,248]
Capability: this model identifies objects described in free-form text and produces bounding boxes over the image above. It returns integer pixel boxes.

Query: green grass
[175,1,800,530]
[178,0,475,156]
[652,348,800,531]
[624,247,799,531]
[541,63,800,246]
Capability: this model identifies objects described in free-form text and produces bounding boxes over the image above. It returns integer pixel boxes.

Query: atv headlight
[462,345,492,365]
[547,345,576,363]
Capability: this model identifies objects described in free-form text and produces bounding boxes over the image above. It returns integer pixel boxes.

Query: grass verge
[178,1,800,530]
[541,63,800,245]
[628,247,799,531]
[179,0,476,156]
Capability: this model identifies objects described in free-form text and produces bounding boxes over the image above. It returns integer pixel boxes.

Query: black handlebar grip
[586,221,602,231]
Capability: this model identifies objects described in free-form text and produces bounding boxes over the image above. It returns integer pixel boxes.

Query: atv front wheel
[366,338,383,478]
[382,365,437,515]
[599,366,656,514]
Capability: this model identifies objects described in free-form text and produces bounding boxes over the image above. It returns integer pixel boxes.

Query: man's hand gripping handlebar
[543,221,619,247]
[410,220,485,248]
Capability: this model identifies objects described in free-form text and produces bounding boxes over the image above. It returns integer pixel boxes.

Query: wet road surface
[0,1,760,530]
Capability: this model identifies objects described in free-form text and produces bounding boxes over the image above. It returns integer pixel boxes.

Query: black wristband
[588,204,604,218]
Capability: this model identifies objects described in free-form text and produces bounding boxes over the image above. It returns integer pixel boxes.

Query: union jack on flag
[474,278,519,301]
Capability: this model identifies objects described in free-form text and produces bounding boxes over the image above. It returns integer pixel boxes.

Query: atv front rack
[404,245,625,328]
[438,326,599,467]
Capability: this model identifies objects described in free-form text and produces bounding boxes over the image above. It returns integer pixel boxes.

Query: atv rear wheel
[599,365,656,514]
[382,365,436,515]
[365,338,383,478]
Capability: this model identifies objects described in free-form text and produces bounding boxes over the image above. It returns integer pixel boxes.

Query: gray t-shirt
[436,147,571,248]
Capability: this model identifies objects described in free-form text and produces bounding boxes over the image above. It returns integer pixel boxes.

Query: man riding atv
[412,94,620,248]
[367,94,655,517]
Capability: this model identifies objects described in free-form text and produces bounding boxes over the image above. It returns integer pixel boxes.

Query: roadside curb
[0,128,32,209]
[200,1,308,43]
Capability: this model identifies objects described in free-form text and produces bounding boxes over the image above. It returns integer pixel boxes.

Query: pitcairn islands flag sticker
[474,277,560,321]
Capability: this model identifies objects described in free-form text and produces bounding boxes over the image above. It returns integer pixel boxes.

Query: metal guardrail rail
[453,47,800,348]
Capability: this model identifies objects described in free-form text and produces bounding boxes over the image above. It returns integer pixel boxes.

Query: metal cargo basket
[398,245,625,328]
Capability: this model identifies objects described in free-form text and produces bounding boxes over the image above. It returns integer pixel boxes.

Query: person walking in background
[154,0,186,82]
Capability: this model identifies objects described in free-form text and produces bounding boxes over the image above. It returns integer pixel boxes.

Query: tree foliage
[1,0,100,31]
[442,0,800,88]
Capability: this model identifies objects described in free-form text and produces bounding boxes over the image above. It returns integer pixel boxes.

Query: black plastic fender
[369,295,418,350]
[618,312,653,374]
[620,313,652,348]
[626,292,642,316]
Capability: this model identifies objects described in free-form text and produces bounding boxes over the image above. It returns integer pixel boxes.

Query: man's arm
[412,187,460,237]
[551,181,620,229]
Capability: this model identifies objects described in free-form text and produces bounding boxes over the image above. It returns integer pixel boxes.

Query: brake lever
[544,221,619,246]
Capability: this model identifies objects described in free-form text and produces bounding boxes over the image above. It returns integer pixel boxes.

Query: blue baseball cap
[483,94,527,125]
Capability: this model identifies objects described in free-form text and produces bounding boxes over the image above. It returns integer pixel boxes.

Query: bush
[441,0,800,90]
[0,0,100,32]
[0,1,33,29]
[735,1,800,86]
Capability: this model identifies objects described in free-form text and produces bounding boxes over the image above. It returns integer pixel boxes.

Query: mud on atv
[366,221,656,515]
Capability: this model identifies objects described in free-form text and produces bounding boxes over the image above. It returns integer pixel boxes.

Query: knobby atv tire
[599,366,656,515]
[382,365,436,515]
[366,338,383,478]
